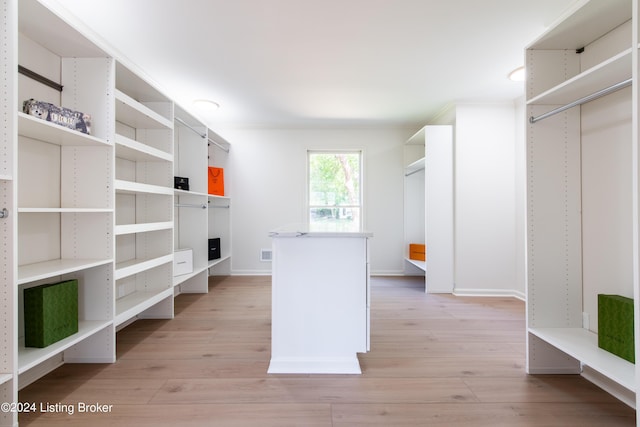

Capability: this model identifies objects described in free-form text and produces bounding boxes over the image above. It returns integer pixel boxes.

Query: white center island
[268,224,372,374]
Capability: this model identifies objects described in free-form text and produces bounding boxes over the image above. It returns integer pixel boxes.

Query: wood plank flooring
[19,276,636,426]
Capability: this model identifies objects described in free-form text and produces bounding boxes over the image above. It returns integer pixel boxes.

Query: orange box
[409,243,425,261]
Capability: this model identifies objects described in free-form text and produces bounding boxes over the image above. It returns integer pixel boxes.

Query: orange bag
[208,167,225,196]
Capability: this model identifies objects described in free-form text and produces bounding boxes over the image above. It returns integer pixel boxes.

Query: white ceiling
[51,0,577,129]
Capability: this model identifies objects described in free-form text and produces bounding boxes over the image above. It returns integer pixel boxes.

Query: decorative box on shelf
[174,248,193,276]
[409,243,425,261]
[23,98,92,135]
[23,279,79,348]
[209,238,221,261]
[174,176,189,191]
[598,294,634,363]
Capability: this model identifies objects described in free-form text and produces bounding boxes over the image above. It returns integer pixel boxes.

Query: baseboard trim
[453,288,526,301]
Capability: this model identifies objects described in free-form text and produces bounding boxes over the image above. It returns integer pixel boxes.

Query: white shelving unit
[0,0,16,424]
[1,4,234,424]
[8,1,117,418]
[525,0,638,412]
[114,61,174,326]
[403,125,454,293]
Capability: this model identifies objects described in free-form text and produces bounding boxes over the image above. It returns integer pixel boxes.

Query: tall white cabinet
[1,1,232,425]
[403,125,454,293]
[525,0,639,412]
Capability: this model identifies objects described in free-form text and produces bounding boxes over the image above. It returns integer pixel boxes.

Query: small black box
[174,176,189,191]
[209,238,221,260]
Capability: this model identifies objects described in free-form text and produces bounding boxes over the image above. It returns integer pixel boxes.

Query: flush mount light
[509,66,525,82]
[193,99,220,112]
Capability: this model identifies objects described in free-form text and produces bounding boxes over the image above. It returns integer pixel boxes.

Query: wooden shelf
[18,207,112,213]
[527,48,631,106]
[115,90,173,130]
[529,327,635,392]
[17,320,112,374]
[172,265,208,288]
[207,255,231,270]
[0,373,12,386]
[115,254,173,281]
[115,221,173,236]
[115,288,173,327]
[115,179,174,196]
[18,112,110,147]
[115,133,172,162]
[405,157,425,176]
[17,258,112,285]
[404,257,426,272]
[528,0,630,50]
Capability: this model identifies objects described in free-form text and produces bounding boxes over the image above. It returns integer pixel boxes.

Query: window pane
[308,153,360,206]
[308,152,361,232]
[310,208,360,232]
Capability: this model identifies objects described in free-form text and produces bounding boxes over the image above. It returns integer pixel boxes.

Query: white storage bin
[173,248,193,276]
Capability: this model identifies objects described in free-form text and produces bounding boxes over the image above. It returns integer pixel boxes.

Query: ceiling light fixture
[193,99,220,112]
[508,66,525,82]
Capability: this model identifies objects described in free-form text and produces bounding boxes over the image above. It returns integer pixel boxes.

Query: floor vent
[260,249,272,262]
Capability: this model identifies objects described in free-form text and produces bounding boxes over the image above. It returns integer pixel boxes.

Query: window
[307,150,362,232]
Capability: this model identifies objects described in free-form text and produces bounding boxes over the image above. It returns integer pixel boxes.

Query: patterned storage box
[24,279,79,348]
[598,294,634,363]
[23,98,91,135]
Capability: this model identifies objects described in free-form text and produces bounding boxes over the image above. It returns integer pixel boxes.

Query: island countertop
[269,223,373,238]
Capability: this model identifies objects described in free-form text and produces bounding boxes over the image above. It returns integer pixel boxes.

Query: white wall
[432,102,523,297]
[454,103,518,296]
[217,127,410,275]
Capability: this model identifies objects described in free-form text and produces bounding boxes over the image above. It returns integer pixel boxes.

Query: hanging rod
[208,136,230,153]
[175,203,207,209]
[209,204,230,209]
[175,116,230,153]
[529,78,632,124]
[175,116,206,137]
[405,167,425,177]
[18,65,63,92]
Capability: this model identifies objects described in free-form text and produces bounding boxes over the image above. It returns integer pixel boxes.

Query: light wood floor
[19,275,635,426]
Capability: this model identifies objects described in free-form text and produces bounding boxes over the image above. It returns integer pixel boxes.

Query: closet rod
[18,65,63,92]
[529,78,632,124]
[174,117,230,153]
[208,137,230,153]
[175,203,207,209]
[209,204,230,209]
[405,167,425,177]
[175,116,206,137]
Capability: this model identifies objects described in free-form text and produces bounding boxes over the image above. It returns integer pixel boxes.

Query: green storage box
[24,279,78,348]
[598,294,634,363]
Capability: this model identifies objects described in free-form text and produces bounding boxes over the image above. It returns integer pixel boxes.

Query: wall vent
[260,249,273,262]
